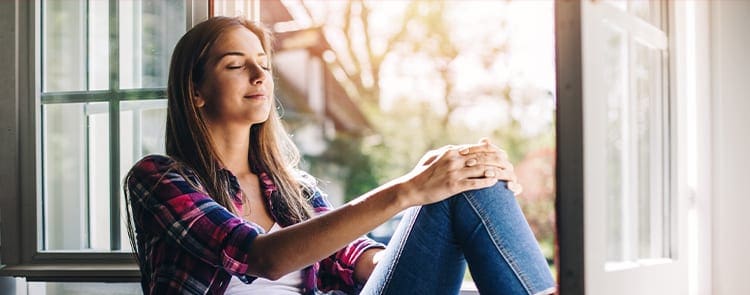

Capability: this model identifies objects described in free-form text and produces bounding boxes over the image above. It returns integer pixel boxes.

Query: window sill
[0,263,482,292]
[460,281,479,294]
[0,263,140,282]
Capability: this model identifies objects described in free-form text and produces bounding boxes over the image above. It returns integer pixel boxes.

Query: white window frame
[556,1,712,294]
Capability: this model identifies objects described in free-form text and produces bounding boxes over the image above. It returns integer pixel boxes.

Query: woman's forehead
[211,27,266,57]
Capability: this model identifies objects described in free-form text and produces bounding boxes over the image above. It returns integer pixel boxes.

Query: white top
[224,223,304,295]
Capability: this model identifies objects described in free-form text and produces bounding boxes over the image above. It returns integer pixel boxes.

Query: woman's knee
[464,180,514,200]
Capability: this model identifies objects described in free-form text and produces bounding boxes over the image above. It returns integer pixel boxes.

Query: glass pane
[603,22,670,264]
[633,40,667,259]
[89,0,110,90]
[215,0,252,17]
[603,24,627,262]
[120,100,167,251]
[119,100,167,169]
[89,103,112,251]
[120,0,186,89]
[629,0,663,29]
[42,0,87,92]
[42,102,110,251]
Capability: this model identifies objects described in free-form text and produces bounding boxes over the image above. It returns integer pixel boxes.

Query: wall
[711,1,750,294]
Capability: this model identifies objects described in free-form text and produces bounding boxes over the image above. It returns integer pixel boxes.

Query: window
[595,0,670,267]
[556,0,696,294]
[0,0,210,282]
[41,0,184,252]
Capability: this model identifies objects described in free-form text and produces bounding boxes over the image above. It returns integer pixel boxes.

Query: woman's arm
[353,248,383,283]
[245,178,407,280]
[246,139,516,280]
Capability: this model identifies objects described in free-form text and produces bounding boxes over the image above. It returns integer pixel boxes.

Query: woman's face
[195,26,274,129]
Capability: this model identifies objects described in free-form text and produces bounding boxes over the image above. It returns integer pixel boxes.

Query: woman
[124,16,555,295]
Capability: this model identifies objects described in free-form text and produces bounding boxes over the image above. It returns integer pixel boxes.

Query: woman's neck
[207,123,253,177]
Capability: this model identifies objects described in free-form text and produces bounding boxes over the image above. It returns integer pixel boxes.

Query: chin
[249,115,271,126]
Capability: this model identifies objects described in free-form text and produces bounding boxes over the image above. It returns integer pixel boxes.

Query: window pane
[42,102,110,251]
[119,100,167,251]
[604,22,670,264]
[42,0,87,92]
[633,40,667,259]
[603,24,627,262]
[215,0,253,17]
[119,100,167,169]
[120,0,186,89]
[629,1,663,29]
[89,0,110,90]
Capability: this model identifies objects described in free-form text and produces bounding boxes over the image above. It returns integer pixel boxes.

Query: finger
[508,181,523,196]
[459,142,508,161]
[464,152,511,169]
[442,150,472,170]
[458,177,498,191]
[452,164,499,180]
[458,141,490,155]
[492,168,517,182]
[470,165,516,182]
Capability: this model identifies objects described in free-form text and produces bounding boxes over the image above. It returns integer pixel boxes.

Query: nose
[250,64,267,85]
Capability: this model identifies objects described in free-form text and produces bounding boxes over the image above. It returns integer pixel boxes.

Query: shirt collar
[218,167,278,204]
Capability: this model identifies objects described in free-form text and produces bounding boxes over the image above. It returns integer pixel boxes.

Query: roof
[263,1,373,135]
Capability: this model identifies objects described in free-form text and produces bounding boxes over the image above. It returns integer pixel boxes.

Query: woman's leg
[360,195,466,295]
[359,181,555,295]
[456,181,556,295]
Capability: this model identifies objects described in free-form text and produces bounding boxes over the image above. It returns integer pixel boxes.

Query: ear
[192,89,206,108]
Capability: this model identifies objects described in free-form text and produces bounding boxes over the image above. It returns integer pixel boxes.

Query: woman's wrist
[389,176,417,210]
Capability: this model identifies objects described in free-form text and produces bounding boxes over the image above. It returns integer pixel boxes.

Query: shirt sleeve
[127,155,263,280]
[309,186,387,293]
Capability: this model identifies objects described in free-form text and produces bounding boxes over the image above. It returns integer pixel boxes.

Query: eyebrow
[218,51,267,60]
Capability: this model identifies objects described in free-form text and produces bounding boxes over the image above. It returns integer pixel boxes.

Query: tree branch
[343,1,363,81]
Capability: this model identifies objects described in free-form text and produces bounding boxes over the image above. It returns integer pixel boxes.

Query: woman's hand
[397,138,521,207]
[458,138,522,195]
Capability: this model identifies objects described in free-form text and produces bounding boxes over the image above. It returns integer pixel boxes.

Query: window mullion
[85,0,90,91]
[84,104,91,249]
[108,0,121,251]
[84,0,92,246]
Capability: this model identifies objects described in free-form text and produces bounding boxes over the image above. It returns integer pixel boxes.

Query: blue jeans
[360,182,556,295]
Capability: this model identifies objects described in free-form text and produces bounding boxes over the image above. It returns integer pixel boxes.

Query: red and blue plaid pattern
[127,155,384,294]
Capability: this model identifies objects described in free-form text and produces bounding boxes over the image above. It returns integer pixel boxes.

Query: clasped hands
[399,138,522,207]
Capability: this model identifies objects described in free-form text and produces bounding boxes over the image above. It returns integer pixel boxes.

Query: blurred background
[258,0,557,281]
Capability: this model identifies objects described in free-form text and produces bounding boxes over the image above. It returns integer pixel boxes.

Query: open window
[555,1,703,293]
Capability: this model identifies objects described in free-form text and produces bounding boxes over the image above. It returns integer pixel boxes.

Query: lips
[244,92,267,100]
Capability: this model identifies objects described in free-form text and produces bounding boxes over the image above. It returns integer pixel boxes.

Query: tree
[301,0,415,112]
[297,1,556,258]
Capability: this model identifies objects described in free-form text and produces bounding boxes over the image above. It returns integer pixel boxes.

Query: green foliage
[303,134,380,203]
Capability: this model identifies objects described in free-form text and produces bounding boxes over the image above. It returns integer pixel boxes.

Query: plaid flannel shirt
[127,155,385,294]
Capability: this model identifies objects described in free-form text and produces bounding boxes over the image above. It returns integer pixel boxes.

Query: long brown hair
[125,17,314,260]
[166,16,313,223]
